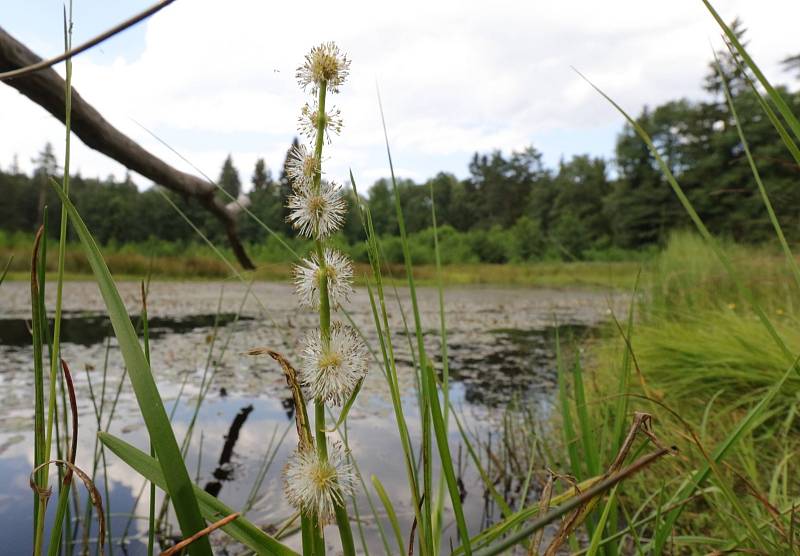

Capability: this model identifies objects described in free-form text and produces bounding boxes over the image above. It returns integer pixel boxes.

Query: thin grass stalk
[34,7,75,553]
[377,87,437,555]
[371,475,405,555]
[0,255,12,285]
[134,120,301,260]
[702,0,800,142]
[81,336,114,551]
[351,172,426,549]
[603,278,639,556]
[31,224,47,546]
[555,326,581,479]
[364,246,426,553]
[429,178,451,548]
[140,283,156,556]
[336,416,380,556]
[714,53,800,291]
[449,406,512,518]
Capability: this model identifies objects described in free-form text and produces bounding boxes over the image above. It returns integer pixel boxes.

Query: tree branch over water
[0,26,256,269]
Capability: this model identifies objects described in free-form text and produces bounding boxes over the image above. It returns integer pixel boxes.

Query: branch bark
[0,26,255,269]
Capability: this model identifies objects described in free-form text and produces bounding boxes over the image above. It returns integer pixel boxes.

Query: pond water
[0,280,624,554]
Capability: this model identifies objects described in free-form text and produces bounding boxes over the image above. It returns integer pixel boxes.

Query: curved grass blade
[425,364,472,555]
[0,255,12,285]
[702,0,800,142]
[100,432,298,555]
[49,182,212,555]
[714,52,800,291]
[371,474,405,555]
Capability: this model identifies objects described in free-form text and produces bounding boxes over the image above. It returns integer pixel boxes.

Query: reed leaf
[49,183,212,555]
[99,433,298,556]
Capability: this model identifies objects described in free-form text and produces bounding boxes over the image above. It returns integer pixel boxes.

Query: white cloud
[2,0,798,188]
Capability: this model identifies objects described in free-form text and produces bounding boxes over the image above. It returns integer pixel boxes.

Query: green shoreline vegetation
[576,232,800,551]
[0,235,644,288]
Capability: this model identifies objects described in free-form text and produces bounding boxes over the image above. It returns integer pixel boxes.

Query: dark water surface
[0,280,623,554]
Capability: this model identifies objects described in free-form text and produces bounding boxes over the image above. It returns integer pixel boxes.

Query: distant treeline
[2,46,799,264]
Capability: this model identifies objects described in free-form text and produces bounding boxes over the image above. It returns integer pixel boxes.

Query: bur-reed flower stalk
[284,42,363,556]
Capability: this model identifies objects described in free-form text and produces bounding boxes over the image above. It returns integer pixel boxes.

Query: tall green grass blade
[556,326,581,479]
[376,88,435,555]
[733,54,800,168]
[449,406,513,518]
[99,433,298,555]
[425,365,472,554]
[50,184,212,555]
[357,165,426,554]
[714,52,800,291]
[31,226,46,545]
[572,355,599,477]
[702,0,800,142]
[429,171,451,547]
[371,475,406,555]
[35,7,74,552]
[141,283,157,556]
[0,255,12,285]
[586,486,618,556]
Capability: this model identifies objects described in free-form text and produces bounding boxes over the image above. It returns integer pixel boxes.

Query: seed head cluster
[300,322,368,405]
[295,41,351,94]
[284,441,355,524]
[283,43,367,523]
[293,247,354,309]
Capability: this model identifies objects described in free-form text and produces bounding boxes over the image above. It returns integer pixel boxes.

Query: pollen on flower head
[293,248,354,309]
[287,180,346,238]
[286,143,319,189]
[298,102,343,143]
[284,440,355,523]
[296,42,351,94]
[300,322,368,405]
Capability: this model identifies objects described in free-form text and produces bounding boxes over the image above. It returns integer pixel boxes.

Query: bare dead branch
[160,512,240,556]
[0,0,177,81]
[0,25,255,269]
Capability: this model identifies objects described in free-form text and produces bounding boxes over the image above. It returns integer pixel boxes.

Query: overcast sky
[2,0,799,191]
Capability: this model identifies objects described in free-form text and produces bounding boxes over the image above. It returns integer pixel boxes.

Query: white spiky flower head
[284,440,355,523]
[287,180,346,238]
[286,143,320,189]
[293,248,354,309]
[296,42,351,94]
[298,102,343,144]
[300,322,368,405]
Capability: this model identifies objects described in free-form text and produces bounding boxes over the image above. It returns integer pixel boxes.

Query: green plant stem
[308,78,354,556]
[35,10,74,554]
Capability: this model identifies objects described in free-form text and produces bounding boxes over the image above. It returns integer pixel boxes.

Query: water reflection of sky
[0,281,621,554]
